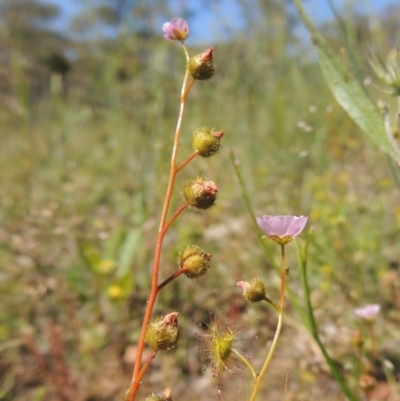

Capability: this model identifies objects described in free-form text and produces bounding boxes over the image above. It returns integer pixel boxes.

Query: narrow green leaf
[116,228,142,278]
[103,226,125,259]
[293,0,400,165]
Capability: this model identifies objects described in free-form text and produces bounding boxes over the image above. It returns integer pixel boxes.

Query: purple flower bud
[256,215,308,245]
[354,304,381,320]
[162,18,189,42]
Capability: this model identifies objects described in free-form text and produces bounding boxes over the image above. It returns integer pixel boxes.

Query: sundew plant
[125,8,400,401]
[2,1,400,400]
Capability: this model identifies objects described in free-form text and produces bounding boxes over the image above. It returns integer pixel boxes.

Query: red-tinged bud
[237,278,266,303]
[187,48,214,80]
[179,245,212,278]
[358,373,377,392]
[192,127,224,157]
[351,330,364,349]
[182,177,218,210]
[145,312,179,351]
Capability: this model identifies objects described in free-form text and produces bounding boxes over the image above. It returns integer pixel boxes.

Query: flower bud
[236,278,266,303]
[358,373,377,392]
[192,127,224,157]
[182,177,218,210]
[351,330,364,349]
[162,18,189,42]
[145,312,179,350]
[179,245,212,278]
[187,48,214,80]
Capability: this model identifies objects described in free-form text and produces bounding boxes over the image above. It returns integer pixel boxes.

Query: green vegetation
[0,1,399,400]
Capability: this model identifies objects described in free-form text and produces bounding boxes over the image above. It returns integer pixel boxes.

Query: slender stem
[262,295,280,312]
[248,245,287,401]
[297,240,358,401]
[157,268,187,292]
[367,321,376,358]
[231,348,257,379]
[127,44,193,401]
[176,150,199,172]
[136,350,157,387]
[162,203,188,235]
[228,148,307,324]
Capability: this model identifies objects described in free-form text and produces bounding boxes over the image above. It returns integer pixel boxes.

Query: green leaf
[116,228,142,279]
[103,226,125,259]
[293,0,400,166]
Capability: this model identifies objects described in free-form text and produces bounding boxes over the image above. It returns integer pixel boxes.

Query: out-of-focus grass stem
[296,236,358,401]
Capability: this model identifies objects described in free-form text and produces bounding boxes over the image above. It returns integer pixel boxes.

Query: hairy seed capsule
[182,177,218,210]
[180,245,212,278]
[187,48,214,80]
[237,278,266,303]
[192,127,224,157]
[144,312,179,350]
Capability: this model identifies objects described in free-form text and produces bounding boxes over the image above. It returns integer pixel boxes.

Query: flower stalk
[126,41,194,401]
[248,244,287,401]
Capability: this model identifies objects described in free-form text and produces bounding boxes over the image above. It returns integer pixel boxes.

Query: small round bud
[351,330,364,349]
[358,373,377,392]
[179,245,212,278]
[192,127,224,157]
[182,177,218,210]
[187,48,214,80]
[237,278,266,303]
[145,312,179,350]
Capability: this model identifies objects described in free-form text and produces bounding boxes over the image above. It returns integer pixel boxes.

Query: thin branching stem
[231,348,257,379]
[157,268,187,292]
[228,148,307,322]
[136,350,157,387]
[262,295,280,312]
[162,203,188,235]
[248,245,287,401]
[367,320,376,358]
[176,150,199,172]
[127,44,193,401]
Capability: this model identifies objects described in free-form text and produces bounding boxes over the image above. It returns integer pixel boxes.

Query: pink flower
[162,17,189,42]
[354,304,381,320]
[256,215,308,245]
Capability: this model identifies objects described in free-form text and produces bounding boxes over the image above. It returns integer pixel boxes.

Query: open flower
[162,18,189,42]
[256,215,308,245]
[354,304,381,321]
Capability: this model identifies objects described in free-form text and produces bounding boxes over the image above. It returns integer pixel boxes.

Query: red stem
[158,268,187,292]
[176,150,199,172]
[163,203,188,235]
[127,48,193,401]
[136,350,157,385]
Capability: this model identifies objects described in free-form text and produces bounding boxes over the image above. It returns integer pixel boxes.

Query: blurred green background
[0,1,399,400]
